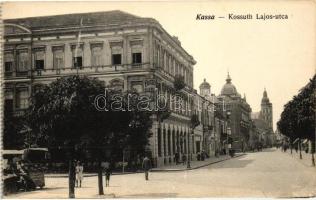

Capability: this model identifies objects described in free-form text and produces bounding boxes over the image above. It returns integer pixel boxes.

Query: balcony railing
[13,109,26,117]
[4,63,152,78]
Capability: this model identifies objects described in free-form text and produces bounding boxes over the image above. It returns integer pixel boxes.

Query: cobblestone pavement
[5,149,316,198]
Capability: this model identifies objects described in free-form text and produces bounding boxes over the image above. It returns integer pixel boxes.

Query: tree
[174,74,185,91]
[25,75,156,196]
[3,109,25,149]
[277,74,315,165]
[26,76,107,197]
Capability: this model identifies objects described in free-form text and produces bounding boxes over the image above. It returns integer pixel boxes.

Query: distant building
[251,112,260,120]
[251,88,274,147]
[259,88,273,131]
[217,73,252,151]
[252,118,271,147]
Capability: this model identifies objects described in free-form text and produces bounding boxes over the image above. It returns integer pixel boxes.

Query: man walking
[142,156,151,181]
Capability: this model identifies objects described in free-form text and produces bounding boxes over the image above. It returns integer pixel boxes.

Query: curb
[151,153,246,172]
[45,154,246,178]
[45,171,139,178]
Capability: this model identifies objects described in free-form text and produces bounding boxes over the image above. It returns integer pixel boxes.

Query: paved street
[6,149,316,198]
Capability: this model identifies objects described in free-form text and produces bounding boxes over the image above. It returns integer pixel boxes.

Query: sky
[2,1,316,130]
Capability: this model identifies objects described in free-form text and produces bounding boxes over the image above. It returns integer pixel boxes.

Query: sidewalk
[45,153,245,178]
[283,148,316,169]
[151,153,245,172]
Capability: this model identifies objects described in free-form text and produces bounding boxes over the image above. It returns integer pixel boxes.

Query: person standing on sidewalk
[182,154,186,165]
[174,152,179,165]
[142,156,151,181]
[75,161,84,188]
[102,160,110,187]
[105,165,111,187]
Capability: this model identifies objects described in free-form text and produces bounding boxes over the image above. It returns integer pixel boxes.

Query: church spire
[226,72,232,83]
[263,87,267,98]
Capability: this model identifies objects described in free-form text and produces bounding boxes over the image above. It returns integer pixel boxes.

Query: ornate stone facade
[3,10,197,167]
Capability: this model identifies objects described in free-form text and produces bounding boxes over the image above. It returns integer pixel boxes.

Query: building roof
[4,10,196,64]
[221,73,238,96]
[199,78,210,89]
[4,10,146,30]
[261,88,271,104]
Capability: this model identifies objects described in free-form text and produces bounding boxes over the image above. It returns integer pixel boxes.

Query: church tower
[260,88,273,130]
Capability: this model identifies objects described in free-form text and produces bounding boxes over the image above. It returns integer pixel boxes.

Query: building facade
[217,73,252,151]
[199,78,228,156]
[260,88,273,131]
[251,88,274,147]
[3,10,197,167]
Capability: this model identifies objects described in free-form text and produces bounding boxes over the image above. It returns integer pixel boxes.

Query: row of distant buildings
[3,10,275,167]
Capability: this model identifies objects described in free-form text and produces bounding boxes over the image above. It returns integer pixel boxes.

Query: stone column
[170,128,174,161]
[65,44,72,68]
[45,45,53,70]
[162,127,166,157]
[165,127,169,163]
[83,42,91,67]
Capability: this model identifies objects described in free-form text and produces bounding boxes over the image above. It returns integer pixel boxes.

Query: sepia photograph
[1,1,316,198]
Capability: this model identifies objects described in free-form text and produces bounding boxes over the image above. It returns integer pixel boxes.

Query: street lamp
[226,110,232,157]
[187,131,191,169]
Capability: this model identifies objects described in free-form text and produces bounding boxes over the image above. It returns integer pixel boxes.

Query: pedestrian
[197,152,201,161]
[174,152,179,164]
[142,156,151,181]
[182,154,186,165]
[75,161,84,188]
[105,166,111,187]
[102,160,111,187]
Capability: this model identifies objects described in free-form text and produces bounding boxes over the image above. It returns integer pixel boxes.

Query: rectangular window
[4,90,13,113]
[5,62,13,72]
[132,53,142,64]
[157,46,160,67]
[18,51,28,71]
[112,54,122,65]
[4,99,13,113]
[71,45,83,68]
[35,60,44,70]
[53,49,64,69]
[91,46,102,66]
[16,88,29,109]
[34,50,45,70]
[73,56,82,68]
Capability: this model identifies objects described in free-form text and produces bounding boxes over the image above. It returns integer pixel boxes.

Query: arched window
[109,79,124,91]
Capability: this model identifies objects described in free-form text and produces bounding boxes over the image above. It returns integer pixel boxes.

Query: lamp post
[226,110,232,157]
[187,131,191,169]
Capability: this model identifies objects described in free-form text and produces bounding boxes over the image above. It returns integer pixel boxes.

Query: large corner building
[3,10,197,167]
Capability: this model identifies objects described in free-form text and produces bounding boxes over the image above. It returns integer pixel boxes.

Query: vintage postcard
[1,1,316,198]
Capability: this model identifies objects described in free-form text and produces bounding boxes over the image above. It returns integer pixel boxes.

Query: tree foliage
[277,75,315,142]
[3,111,25,149]
[25,75,154,161]
[174,74,185,91]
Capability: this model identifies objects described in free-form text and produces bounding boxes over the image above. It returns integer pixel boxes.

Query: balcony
[13,109,26,117]
[4,63,152,79]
